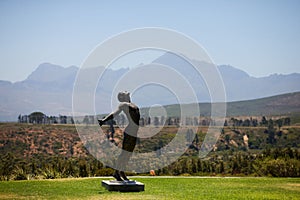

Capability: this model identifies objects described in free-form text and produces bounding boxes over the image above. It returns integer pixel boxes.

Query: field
[0,177,299,200]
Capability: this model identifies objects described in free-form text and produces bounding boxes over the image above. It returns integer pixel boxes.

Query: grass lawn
[0,177,299,200]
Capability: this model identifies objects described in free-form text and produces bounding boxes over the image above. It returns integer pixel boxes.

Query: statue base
[101,180,144,192]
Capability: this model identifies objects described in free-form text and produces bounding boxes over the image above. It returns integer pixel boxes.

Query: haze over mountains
[0,53,299,121]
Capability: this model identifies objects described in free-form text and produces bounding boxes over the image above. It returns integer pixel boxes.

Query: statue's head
[118,91,131,102]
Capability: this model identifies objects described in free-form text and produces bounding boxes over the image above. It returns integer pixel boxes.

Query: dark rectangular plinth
[101,180,144,192]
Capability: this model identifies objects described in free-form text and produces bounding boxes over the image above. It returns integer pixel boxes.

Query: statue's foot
[113,171,123,181]
[120,171,129,181]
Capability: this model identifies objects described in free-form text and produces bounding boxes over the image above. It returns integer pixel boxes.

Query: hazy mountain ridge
[0,57,300,121]
[152,53,300,102]
[220,66,300,101]
[17,63,77,92]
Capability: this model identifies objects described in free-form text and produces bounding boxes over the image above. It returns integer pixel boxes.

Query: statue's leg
[115,132,137,181]
[113,170,122,181]
[115,148,132,180]
[120,171,129,181]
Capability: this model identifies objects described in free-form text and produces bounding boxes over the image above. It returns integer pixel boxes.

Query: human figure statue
[98,91,140,181]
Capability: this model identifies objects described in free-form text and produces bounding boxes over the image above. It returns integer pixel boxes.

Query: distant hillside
[226,92,300,116]
[140,92,300,117]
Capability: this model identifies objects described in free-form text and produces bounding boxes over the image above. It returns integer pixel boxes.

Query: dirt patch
[0,193,35,199]
[278,183,300,191]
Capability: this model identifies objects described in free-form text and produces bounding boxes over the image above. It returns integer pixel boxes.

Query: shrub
[95,168,114,176]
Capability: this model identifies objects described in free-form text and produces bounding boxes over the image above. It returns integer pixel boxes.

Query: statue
[98,91,140,181]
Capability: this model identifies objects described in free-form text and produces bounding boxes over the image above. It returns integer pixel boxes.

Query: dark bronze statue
[98,91,140,181]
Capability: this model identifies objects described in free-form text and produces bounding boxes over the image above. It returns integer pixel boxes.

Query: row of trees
[85,115,292,128]
[225,116,291,128]
[1,148,299,181]
[18,112,73,124]
[156,148,300,177]
[0,154,112,181]
[19,112,292,128]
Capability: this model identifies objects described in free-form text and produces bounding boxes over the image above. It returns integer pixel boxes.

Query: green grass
[0,177,299,200]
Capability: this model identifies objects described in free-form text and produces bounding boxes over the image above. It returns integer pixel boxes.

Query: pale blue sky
[1,0,300,82]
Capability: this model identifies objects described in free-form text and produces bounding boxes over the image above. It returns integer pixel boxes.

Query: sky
[0,0,300,82]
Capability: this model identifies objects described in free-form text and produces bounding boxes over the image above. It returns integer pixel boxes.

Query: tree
[167,117,172,126]
[251,118,258,127]
[194,133,199,145]
[59,115,67,124]
[160,116,165,126]
[266,119,276,144]
[154,117,159,127]
[191,158,197,174]
[243,119,251,126]
[139,117,145,127]
[83,116,89,124]
[197,159,203,172]
[283,117,291,126]
[194,117,199,126]
[70,117,75,124]
[29,112,46,124]
[219,161,225,174]
[261,116,268,126]
[275,119,283,130]
[147,117,151,125]
[89,116,95,124]
[231,159,240,175]
[78,159,89,177]
[224,120,228,126]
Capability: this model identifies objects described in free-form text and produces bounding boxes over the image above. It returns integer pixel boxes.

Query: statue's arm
[98,104,123,126]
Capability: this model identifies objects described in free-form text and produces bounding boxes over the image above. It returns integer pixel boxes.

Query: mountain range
[0,53,300,121]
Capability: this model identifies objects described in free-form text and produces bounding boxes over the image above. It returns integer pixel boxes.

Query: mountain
[152,53,300,102]
[16,63,77,92]
[0,54,300,121]
[0,63,78,121]
[26,63,77,83]
[219,65,300,101]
